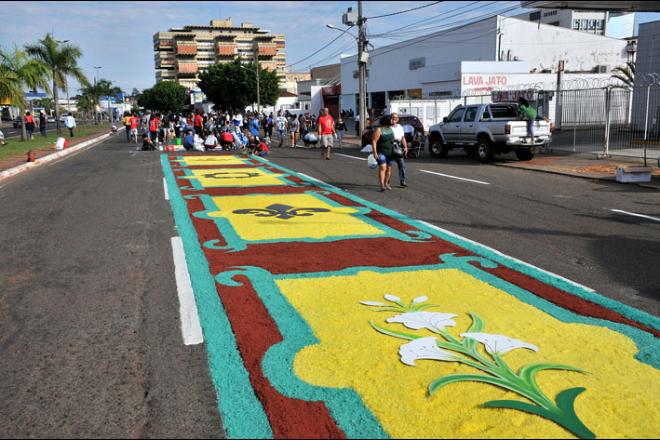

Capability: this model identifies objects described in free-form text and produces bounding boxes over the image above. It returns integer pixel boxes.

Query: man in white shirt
[203,133,219,150]
[275,113,287,147]
[390,113,408,187]
[64,113,76,137]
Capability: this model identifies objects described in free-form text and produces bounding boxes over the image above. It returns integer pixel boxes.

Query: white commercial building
[340,15,629,126]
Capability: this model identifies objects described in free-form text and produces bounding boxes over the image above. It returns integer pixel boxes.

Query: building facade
[154,18,286,90]
[340,15,629,114]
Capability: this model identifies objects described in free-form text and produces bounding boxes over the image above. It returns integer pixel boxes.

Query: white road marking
[163,177,169,200]
[418,220,596,293]
[336,153,368,161]
[420,169,490,185]
[610,209,660,223]
[171,237,204,345]
[298,173,343,191]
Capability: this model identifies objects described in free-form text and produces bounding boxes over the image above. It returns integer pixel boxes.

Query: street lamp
[326,24,357,39]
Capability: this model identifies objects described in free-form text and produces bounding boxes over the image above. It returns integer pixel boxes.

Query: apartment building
[154,18,286,90]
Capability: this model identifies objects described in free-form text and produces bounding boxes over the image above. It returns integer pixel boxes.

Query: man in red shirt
[194,112,204,135]
[129,114,139,143]
[317,108,336,160]
[149,114,160,143]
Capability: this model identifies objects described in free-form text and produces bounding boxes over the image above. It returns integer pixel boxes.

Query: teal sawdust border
[186,190,432,252]
[161,155,273,439]
[176,165,311,190]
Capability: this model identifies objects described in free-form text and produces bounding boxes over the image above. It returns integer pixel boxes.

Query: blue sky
[1,1,658,94]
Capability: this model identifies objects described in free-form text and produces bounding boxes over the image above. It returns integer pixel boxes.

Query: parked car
[371,114,427,158]
[427,103,552,162]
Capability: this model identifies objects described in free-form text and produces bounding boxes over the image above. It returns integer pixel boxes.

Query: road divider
[610,209,660,223]
[420,169,490,185]
[170,236,204,345]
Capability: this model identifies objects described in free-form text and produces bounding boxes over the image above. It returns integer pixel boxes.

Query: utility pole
[554,60,564,130]
[357,1,367,134]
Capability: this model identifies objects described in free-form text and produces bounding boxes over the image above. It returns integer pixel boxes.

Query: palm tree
[611,61,635,88]
[25,34,89,135]
[76,92,96,121]
[0,45,50,140]
[95,79,122,122]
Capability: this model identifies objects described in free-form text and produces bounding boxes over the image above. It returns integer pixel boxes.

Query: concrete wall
[632,20,660,131]
[498,16,627,72]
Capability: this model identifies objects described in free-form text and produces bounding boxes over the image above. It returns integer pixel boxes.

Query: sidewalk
[494,150,660,190]
[0,125,113,175]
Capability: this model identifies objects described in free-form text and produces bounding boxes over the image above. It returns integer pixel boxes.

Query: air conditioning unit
[596,65,609,73]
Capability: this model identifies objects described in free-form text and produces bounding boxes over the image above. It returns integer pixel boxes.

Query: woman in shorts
[371,114,395,192]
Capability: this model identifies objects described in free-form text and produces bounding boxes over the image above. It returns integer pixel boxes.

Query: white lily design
[359,301,387,307]
[399,337,462,366]
[460,332,539,356]
[387,311,457,332]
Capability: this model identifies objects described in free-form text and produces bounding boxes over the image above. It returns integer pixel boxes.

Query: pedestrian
[371,114,396,192]
[123,112,131,142]
[249,115,260,138]
[0,128,6,145]
[390,113,409,188]
[193,111,203,136]
[39,111,47,138]
[289,114,300,148]
[518,97,537,139]
[266,113,274,140]
[129,113,139,143]
[354,113,360,135]
[317,108,336,160]
[24,111,35,140]
[64,113,76,137]
[248,133,269,157]
[336,117,346,148]
[149,113,160,143]
[276,112,287,147]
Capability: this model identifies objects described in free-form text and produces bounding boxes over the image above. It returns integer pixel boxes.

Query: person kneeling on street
[303,131,318,148]
[182,130,195,151]
[248,134,269,157]
[141,133,156,151]
[204,132,219,150]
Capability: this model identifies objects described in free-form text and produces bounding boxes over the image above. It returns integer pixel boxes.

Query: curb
[493,162,660,190]
[0,129,118,182]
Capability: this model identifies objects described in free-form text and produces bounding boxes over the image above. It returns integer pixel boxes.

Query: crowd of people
[125,107,342,159]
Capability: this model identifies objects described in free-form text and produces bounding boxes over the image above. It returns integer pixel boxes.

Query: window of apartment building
[529,11,541,21]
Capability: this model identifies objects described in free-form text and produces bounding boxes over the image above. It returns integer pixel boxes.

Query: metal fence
[554,85,660,163]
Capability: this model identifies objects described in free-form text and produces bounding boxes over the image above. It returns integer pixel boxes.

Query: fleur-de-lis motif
[203,171,260,179]
[233,204,331,220]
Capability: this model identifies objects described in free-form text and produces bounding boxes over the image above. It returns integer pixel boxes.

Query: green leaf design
[369,321,419,341]
[555,387,595,439]
[483,398,554,419]
[464,312,485,351]
[428,374,516,396]
[519,363,586,391]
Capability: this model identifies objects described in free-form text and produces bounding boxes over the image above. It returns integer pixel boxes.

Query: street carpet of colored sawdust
[163,154,660,439]
[183,167,288,188]
[277,269,660,438]
[206,193,386,241]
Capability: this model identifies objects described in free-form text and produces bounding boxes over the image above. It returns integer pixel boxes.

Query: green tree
[197,58,281,111]
[0,45,50,140]
[95,79,122,121]
[138,81,187,114]
[25,33,89,135]
[611,61,635,88]
[76,93,96,120]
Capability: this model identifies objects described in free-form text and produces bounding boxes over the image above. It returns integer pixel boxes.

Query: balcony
[176,43,198,56]
[257,43,278,57]
[155,39,174,51]
[216,43,237,57]
[260,61,278,72]
[177,62,198,77]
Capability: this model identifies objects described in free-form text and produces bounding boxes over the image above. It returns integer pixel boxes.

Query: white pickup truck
[427,103,552,162]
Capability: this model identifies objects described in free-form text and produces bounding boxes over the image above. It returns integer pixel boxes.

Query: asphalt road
[0,135,658,437]
[0,136,225,438]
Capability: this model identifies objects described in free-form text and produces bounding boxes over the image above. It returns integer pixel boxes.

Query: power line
[366,1,443,20]
[285,31,351,69]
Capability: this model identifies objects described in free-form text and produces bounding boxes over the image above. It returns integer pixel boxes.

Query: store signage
[462,75,509,86]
